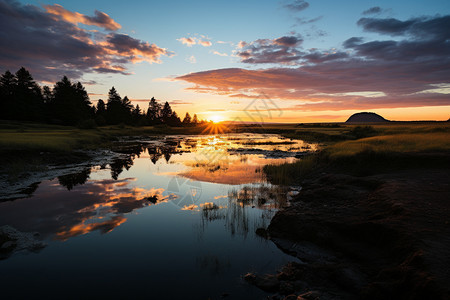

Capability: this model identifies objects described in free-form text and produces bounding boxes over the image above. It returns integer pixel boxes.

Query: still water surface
[0,134,316,299]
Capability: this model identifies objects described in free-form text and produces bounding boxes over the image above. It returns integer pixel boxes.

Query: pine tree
[192,114,199,125]
[161,101,173,123]
[51,76,91,125]
[182,112,192,125]
[146,97,161,124]
[106,87,123,124]
[15,67,43,121]
[0,70,17,120]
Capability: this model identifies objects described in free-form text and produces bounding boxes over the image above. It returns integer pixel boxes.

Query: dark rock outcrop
[346,112,389,123]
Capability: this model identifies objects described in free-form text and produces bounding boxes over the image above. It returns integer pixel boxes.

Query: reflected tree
[58,169,91,190]
[110,157,134,180]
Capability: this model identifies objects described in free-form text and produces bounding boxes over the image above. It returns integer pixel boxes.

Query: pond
[0,133,317,299]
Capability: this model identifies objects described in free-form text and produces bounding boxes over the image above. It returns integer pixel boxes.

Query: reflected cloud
[0,176,177,241]
[56,216,126,240]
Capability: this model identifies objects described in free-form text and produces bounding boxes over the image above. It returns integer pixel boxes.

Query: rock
[298,291,320,300]
[279,281,295,295]
[284,294,298,300]
[0,240,16,251]
[0,225,46,258]
[345,112,389,123]
[244,273,280,292]
[255,227,269,239]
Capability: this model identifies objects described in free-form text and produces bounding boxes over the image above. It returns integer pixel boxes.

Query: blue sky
[5,0,450,121]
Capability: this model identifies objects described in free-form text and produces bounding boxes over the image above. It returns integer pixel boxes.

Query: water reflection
[58,169,91,190]
[0,177,177,240]
[1,134,315,241]
[197,184,288,238]
[0,134,313,299]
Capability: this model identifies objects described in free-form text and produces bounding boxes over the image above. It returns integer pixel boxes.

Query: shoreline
[250,161,450,299]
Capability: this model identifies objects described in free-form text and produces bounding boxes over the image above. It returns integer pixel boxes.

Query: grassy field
[0,121,213,153]
[262,122,450,184]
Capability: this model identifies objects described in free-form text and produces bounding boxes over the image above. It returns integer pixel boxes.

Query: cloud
[212,51,228,57]
[236,35,304,65]
[177,37,196,47]
[44,4,121,31]
[0,1,172,81]
[176,15,450,111]
[186,55,197,63]
[296,16,323,25]
[199,39,212,47]
[169,100,194,105]
[284,0,309,12]
[357,15,450,39]
[177,35,212,47]
[362,7,382,15]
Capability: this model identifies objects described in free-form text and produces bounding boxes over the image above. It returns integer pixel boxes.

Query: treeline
[0,67,204,127]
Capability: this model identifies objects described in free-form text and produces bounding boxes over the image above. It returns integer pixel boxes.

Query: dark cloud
[274,36,302,47]
[236,35,347,65]
[349,16,450,62]
[357,15,450,40]
[362,7,382,15]
[284,0,310,12]
[236,36,304,65]
[177,14,450,111]
[0,1,172,82]
[343,37,364,48]
[302,51,349,63]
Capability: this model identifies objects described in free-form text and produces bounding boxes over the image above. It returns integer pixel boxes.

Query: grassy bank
[0,121,213,153]
[0,121,210,180]
[263,122,450,184]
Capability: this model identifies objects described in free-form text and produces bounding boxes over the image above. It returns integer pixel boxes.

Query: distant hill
[346,112,389,123]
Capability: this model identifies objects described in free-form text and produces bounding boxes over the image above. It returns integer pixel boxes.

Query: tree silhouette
[182,112,192,125]
[192,114,199,125]
[105,87,135,124]
[0,67,191,129]
[106,87,123,124]
[15,67,43,121]
[161,101,173,123]
[95,99,107,125]
[51,76,92,125]
[146,97,161,124]
[168,111,182,126]
[132,104,143,124]
[0,70,17,120]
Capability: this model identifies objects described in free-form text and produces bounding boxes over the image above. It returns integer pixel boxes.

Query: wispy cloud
[186,55,197,63]
[212,51,228,57]
[284,0,310,12]
[44,4,121,31]
[177,35,212,47]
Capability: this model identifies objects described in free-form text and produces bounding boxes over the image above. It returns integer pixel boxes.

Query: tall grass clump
[263,155,318,185]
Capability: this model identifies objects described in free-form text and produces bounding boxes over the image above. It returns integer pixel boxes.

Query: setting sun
[210,115,224,123]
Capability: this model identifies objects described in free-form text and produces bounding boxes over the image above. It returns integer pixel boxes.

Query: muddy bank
[251,167,450,299]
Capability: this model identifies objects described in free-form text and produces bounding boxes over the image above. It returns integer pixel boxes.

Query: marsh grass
[263,155,318,185]
[263,123,450,181]
[326,133,450,159]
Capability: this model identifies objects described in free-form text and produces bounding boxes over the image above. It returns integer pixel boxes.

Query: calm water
[0,134,316,299]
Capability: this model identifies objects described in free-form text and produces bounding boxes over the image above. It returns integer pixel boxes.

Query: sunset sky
[2,0,450,122]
